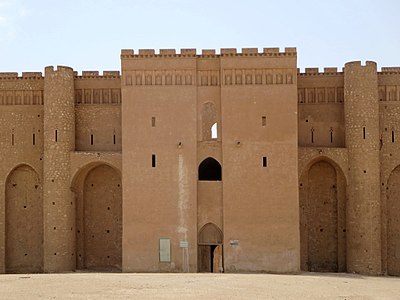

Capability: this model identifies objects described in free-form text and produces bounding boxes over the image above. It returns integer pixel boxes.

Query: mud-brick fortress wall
[298,63,400,276]
[1,47,400,276]
[121,47,299,273]
[0,69,122,273]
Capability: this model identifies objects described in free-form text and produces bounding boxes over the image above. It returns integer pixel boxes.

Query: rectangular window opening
[11,133,14,146]
[262,116,266,127]
[152,117,156,127]
[152,154,156,168]
[262,156,268,167]
[113,133,116,145]
[363,127,366,139]
[330,131,333,143]
[90,134,94,145]
[311,130,314,143]
[33,133,36,146]
[392,130,395,143]
[55,130,58,142]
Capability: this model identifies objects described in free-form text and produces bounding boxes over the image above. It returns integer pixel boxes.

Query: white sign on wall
[159,238,171,262]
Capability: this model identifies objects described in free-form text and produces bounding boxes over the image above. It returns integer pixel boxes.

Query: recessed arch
[5,164,43,273]
[299,154,348,186]
[73,163,122,271]
[198,157,222,181]
[70,161,121,191]
[198,223,223,273]
[299,158,346,272]
[198,223,223,245]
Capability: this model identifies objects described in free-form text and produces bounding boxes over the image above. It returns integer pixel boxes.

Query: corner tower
[344,61,381,275]
[43,66,75,272]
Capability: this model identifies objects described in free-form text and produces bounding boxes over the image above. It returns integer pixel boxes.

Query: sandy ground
[0,272,399,299]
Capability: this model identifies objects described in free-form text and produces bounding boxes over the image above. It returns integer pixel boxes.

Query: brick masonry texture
[0,48,399,276]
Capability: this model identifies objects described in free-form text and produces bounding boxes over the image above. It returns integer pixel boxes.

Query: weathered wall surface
[5,165,42,273]
[75,105,121,151]
[298,69,345,148]
[197,181,223,230]
[81,164,122,270]
[1,50,400,276]
[344,61,381,275]
[43,66,75,272]
[74,73,121,151]
[378,68,400,275]
[121,49,198,272]
[0,73,44,273]
[220,48,300,273]
[299,158,346,272]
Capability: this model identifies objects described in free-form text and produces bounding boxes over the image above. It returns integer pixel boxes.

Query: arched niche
[299,159,346,273]
[198,223,223,245]
[73,163,122,271]
[5,164,43,273]
[198,157,222,181]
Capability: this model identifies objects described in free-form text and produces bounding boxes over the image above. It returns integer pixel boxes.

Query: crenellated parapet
[297,67,344,105]
[122,47,297,88]
[0,72,44,105]
[73,70,121,105]
[0,72,43,80]
[380,67,400,74]
[74,70,120,78]
[378,67,400,101]
[298,67,343,76]
[121,47,296,59]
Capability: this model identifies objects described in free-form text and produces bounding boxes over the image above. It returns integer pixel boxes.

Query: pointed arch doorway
[198,223,223,273]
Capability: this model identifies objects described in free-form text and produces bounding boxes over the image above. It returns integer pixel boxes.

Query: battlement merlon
[120,47,297,58]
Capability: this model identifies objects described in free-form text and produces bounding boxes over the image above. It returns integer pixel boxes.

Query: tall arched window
[211,122,218,139]
[198,157,221,181]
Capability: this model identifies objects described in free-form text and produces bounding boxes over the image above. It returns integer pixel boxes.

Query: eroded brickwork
[0,48,399,276]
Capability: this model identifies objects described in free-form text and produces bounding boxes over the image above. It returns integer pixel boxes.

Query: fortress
[0,47,399,276]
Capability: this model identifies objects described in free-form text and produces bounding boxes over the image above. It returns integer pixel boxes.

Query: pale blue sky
[0,0,399,73]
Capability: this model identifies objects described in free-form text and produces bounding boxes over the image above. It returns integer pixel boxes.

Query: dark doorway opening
[198,157,221,181]
[198,223,223,273]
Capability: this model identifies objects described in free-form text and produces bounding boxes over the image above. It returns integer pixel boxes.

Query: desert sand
[0,272,399,299]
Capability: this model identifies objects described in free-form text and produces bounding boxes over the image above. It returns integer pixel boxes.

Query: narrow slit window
[363,127,366,139]
[262,116,266,126]
[90,134,94,145]
[11,133,14,146]
[55,130,58,142]
[152,154,156,168]
[392,130,395,143]
[311,128,314,143]
[33,133,36,145]
[330,128,333,143]
[113,133,116,145]
[262,156,267,167]
[152,117,156,127]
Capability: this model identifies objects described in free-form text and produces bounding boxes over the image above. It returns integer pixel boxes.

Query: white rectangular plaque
[179,240,188,248]
[159,238,171,262]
